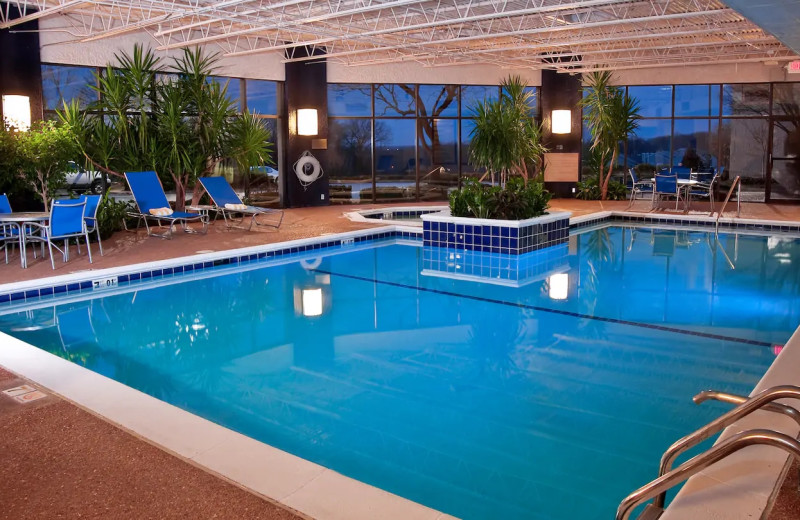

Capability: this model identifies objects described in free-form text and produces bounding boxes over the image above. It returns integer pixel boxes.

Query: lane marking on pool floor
[313,269,773,348]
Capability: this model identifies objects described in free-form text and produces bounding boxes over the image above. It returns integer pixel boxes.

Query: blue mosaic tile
[40,287,53,296]
[0,294,9,303]
[24,289,39,299]
[79,281,92,290]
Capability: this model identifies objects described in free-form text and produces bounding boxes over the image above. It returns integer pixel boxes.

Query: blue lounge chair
[26,199,93,270]
[125,171,207,239]
[652,173,682,211]
[198,176,284,231]
[627,168,653,208]
[0,194,17,263]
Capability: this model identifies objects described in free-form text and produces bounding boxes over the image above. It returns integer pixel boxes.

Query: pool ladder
[616,385,800,520]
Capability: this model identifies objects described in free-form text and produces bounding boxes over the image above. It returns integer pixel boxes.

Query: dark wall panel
[540,70,582,197]
[0,3,43,123]
[283,47,329,208]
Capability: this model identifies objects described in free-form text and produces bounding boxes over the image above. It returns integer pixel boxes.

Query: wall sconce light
[2,95,31,131]
[302,288,323,317]
[551,109,571,135]
[548,273,569,300]
[297,108,318,136]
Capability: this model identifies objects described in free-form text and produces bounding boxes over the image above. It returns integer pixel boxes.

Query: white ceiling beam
[157,0,423,51]
[0,0,89,29]
[281,8,736,63]
[223,0,638,57]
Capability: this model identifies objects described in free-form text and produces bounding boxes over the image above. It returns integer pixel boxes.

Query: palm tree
[580,71,641,200]
[468,75,547,186]
[229,110,275,200]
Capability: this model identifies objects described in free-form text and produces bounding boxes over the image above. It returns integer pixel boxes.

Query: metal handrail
[653,385,800,508]
[714,175,741,231]
[693,390,800,428]
[617,429,800,520]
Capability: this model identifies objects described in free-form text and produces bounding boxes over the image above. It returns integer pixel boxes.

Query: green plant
[449,177,551,220]
[575,176,627,201]
[59,44,252,212]
[468,75,547,185]
[579,70,641,200]
[14,120,77,208]
[229,110,274,200]
[96,191,132,240]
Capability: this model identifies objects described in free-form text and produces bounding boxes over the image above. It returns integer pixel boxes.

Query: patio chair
[672,166,692,180]
[198,176,284,231]
[627,168,653,208]
[56,195,104,256]
[0,194,16,263]
[124,171,208,239]
[652,173,682,211]
[0,194,11,213]
[687,172,719,212]
[25,199,93,270]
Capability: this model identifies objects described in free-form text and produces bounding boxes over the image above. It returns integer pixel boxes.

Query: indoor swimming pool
[1,225,798,520]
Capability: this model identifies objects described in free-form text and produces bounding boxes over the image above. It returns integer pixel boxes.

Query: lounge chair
[124,171,208,239]
[198,176,284,231]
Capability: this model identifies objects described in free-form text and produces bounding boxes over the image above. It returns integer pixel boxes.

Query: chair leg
[96,228,104,256]
[47,240,56,270]
[84,232,93,264]
[63,240,69,262]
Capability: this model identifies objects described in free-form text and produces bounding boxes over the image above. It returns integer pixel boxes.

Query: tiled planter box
[421,210,571,255]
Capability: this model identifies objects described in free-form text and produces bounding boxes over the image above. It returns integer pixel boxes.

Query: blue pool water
[1,225,799,520]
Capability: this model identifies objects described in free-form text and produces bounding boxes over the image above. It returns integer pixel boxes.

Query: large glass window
[722,84,770,117]
[719,119,768,202]
[375,84,415,117]
[41,64,97,110]
[328,84,372,117]
[673,119,719,171]
[771,120,800,201]
[674,85,720,117]
[328,119,373,203]
[418,118,459,200]
[418,85,458,117]
[461,85,499,116]
[246,80,278,115]
[328,82,536,204]
[773,83,800,116]
[374,119,416,201]
[208,76,242,110]
[628,86,672,118]
[626,119,672,170]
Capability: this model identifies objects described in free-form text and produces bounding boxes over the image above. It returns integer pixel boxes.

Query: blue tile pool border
[0,228,423,305]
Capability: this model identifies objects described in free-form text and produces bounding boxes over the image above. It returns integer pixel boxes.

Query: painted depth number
[92,276,118,290]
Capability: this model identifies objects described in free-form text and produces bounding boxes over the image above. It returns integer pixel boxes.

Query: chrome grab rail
[617,429,800,520]
[714,175,741,230]
[693,390,800,428]
[653,385,800,509]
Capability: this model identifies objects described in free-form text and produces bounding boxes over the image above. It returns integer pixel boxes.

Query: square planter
[421,210,571,255]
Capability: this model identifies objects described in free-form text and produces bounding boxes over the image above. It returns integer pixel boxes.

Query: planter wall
[421,210,571,255]
[421,243,570,287]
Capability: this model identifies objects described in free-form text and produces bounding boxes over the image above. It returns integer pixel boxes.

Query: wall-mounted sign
[788,60,800,74]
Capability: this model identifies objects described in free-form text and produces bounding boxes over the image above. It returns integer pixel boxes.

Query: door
[769,120,800,202]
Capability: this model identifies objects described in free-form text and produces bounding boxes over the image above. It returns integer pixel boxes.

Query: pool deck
[1,199,799,519]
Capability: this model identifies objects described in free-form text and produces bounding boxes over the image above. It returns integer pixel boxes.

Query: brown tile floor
[768,459,800,520]
[0,366,302,520]
[3,199,800,286]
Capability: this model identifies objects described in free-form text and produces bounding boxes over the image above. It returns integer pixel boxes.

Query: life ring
[300,257,323,271]
[294,151,323,189]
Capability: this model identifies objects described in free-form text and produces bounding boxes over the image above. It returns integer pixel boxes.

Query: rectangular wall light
[551,109,571,135]
[297,108,318,136]
[2,95,31,131]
